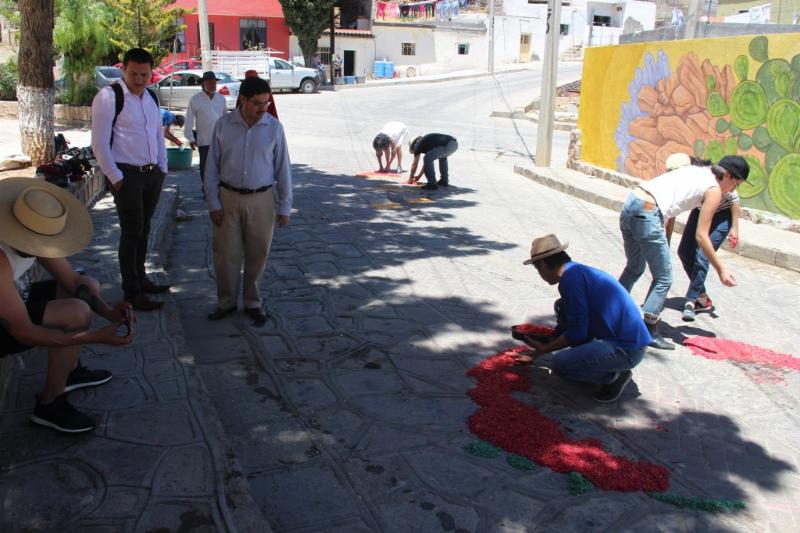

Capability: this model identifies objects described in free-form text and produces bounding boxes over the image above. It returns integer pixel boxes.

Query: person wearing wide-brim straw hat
[515,234,652,403]
[0,178,135,433]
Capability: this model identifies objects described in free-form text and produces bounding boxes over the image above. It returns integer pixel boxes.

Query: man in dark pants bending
[408,133,458,191]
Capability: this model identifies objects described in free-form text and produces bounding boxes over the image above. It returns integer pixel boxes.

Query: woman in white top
[618,155,749,350]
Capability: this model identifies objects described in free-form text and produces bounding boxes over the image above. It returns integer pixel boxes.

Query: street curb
[514,165,800,274]
[489,110,576,131]
[149,178,271,532]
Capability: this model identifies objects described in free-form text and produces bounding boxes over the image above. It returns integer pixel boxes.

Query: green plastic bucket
[167,147,193,170]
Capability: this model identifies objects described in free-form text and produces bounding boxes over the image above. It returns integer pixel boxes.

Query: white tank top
[0,241,36,282]
[640,165,719,219]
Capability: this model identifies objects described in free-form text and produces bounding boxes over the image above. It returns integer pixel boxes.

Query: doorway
[519,33,531,62]
[343,50,355,77]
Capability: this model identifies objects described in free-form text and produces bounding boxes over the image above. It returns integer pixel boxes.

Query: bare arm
[0,256,128,347]
[525,334,571,358]
[38,257,117,322]
[664,217,676,245]
[163,126,183,146]
[728,202,740,248]
[409,154,423,182]
[696,187,735,286]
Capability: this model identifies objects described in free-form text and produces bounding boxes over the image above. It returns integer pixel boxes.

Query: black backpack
[110,82,160,147]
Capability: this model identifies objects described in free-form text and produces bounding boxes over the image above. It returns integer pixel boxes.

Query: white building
[287,0,656,80]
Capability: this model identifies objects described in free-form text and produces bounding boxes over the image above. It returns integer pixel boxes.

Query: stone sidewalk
[170,158,800,532]
[0,174,266,532]
[1,143,799,530]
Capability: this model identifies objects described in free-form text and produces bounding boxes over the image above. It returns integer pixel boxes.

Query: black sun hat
[717,155,749,181]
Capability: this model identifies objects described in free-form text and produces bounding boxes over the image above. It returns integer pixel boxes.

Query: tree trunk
[18,0,55,166]
[298,36,318,70]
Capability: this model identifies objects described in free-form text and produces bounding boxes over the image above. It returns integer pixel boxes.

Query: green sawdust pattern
[506,454,537,470]
[648,492,747,513]
[463,440,501,458]
[568,472,594,495]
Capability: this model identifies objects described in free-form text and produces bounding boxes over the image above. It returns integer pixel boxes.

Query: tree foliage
[278,0,336,67]
[54,0,113,105]
[0,0,19,27]
[102,0,189,64]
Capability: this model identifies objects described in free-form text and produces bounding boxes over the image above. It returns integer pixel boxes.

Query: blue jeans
[618,194,672,319]
[677,208,731,301]
[550,339,645,385]
[423,139,458,185]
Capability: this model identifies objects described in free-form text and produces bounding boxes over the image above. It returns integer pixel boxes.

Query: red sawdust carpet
[466,345,670,492]
[684,336,800,372]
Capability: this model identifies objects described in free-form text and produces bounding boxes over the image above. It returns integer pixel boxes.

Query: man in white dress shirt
[91,48,170,311]
[184,71,227,195]
[204,77,293,324]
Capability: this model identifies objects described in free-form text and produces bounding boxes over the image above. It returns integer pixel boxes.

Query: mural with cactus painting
[578,34,800,219]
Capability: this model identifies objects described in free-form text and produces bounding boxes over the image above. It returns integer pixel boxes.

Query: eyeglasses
[247,98,272,108]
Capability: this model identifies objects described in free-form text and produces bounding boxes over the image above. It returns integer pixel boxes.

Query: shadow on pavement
[168,163,794,531]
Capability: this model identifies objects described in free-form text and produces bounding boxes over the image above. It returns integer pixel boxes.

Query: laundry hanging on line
[375,0,460,21]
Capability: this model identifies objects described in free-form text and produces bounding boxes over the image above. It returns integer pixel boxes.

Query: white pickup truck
[210,51,321,93]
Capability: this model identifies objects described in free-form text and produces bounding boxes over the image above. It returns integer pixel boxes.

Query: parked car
[266,57,320,94]
[150,70,240,109]
[94,66,123,88]
[55,66,125,91]
[156,58,203,76]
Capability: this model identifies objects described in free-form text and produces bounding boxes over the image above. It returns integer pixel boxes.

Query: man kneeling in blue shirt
[515,234,652,402]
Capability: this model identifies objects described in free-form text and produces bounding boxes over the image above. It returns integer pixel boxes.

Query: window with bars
[318,46,331,65]
[401,42,416,56]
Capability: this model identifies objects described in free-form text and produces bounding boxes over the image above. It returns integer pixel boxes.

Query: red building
[172,0,290,60]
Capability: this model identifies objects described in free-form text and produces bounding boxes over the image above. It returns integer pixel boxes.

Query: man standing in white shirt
[184,71,227,194]
[91,48,170,311]
[204,77,292,325]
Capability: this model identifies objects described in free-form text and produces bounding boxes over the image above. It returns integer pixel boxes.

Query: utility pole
[330,5,336,84]
[198,0,212,72]
[535,0,562,167]
[488,0,495,75]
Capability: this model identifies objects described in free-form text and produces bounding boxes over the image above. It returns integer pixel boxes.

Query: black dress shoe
[420,183,438,190]
[245,307,267,324]
[127,294,164,311]
[142,278,171,294]
[208,306,236,320]
[437,179,449,187]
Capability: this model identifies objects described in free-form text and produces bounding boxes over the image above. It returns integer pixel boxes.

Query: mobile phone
[120,308,131,337]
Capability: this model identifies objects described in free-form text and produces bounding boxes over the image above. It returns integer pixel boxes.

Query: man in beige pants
[204,76,293,324]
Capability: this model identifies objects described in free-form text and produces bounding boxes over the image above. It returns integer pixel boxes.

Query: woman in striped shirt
[673,157,741,322]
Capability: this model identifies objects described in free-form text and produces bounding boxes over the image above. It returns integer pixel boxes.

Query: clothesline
[376,0,467,21]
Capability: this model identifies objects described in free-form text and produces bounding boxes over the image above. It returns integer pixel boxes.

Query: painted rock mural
[581,34,800,220]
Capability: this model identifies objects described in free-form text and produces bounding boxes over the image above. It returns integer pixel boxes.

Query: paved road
[165,67,800,532]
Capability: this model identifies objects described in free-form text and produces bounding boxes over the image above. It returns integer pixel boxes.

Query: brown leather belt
[219,181,272,195]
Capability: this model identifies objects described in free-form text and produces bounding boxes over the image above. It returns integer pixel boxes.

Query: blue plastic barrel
[344,75,356,84]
